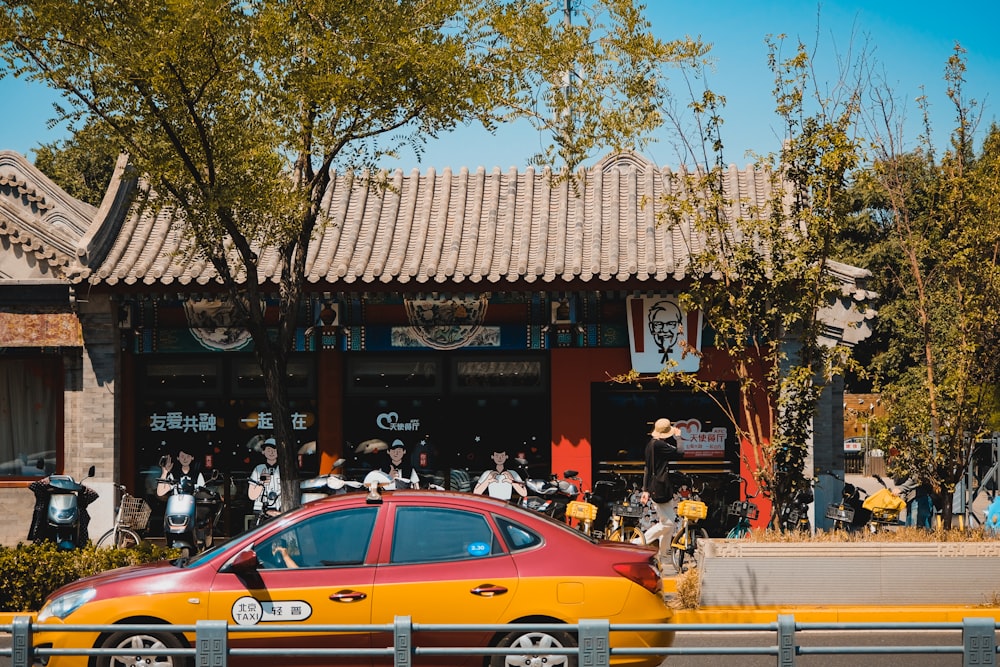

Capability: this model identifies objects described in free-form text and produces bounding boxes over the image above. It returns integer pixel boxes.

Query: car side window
[391,507,500,564]
[494,516,542,551]
[256,507,378,568]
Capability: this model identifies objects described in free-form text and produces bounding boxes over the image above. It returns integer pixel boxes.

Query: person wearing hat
[639,418,684,568]
[248,438,283,517]
[378,439,420,490]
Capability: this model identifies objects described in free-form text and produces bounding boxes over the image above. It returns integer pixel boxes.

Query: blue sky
[2,1,998,171]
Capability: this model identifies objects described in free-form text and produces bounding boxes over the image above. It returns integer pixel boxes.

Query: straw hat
[650,418,681,439]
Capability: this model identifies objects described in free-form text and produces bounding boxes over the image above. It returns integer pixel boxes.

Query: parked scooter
[300,459,364,503]
[825,472,870,532]
[779,485,814,533]
[29,464,98,550]
[520,470,581,521]
[861,475,906,533]
[159,470,224,557]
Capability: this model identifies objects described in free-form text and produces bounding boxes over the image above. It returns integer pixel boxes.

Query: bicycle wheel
[607,526,644,544]
[726,521,749,539]
[671,527,708,572]
[96,527,141,549]
[114,528,141,548]
[96,529,116,549]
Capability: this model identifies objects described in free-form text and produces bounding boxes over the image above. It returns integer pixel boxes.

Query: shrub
[0,541,178,612]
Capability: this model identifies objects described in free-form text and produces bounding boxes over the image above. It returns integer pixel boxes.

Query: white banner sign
[625,296,702,373]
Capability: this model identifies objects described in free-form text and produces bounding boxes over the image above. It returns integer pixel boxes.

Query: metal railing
[4,615,998,667]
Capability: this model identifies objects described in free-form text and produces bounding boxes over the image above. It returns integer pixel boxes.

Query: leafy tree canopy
[1,0,692,506]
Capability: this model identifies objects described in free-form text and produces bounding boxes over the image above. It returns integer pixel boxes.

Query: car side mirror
[223,548,260,574]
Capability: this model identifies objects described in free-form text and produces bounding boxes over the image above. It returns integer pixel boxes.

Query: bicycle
[96,484,151,549]
[668,477,709,572]
[605,493,646,543]
[566,497,598,535]
[591,464,646,543]
[726,475,760,539]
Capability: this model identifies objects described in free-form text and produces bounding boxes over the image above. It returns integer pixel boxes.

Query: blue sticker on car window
[467,542,490,557]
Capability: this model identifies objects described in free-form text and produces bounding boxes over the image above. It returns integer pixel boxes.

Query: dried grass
[668,567,701,610]
[738,526,999,543]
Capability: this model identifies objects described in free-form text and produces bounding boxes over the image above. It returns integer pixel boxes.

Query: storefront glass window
[348,357,440,393]
[136,355,318,538]
[454,359,544,391]
[232,358,313,394]
[0,357,60,477]
[343,353,550,492]
[144,360,221,394]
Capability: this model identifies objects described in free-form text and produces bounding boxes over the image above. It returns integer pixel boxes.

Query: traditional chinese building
[0,150,875,542]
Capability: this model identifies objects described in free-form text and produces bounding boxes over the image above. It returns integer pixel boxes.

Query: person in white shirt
[380,439,421,489]
[474,448,527,501]
[248,438,282,517]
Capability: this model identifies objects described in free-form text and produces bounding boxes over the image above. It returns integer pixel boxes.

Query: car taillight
[613,561,662,595]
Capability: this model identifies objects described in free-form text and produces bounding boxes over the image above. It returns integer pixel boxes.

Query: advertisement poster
[625,295,702,373]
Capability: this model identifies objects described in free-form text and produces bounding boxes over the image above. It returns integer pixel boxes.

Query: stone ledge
[705,539,1000,558]
[699,539,1000,607]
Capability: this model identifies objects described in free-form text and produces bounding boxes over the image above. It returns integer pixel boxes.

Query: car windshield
[181,517,286,568]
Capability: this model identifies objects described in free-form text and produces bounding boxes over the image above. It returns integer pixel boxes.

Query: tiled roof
[73,153,785,289]
[0,150,97,279]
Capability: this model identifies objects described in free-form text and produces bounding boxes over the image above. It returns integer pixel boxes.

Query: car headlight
[37,588,96,621]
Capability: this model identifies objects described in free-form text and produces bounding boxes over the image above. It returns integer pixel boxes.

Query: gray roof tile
[73,153,785,289]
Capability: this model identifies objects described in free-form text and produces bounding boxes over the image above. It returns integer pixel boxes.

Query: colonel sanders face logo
[648,300,683,363]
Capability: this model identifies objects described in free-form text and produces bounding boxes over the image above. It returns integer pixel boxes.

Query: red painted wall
[550,347,631,492]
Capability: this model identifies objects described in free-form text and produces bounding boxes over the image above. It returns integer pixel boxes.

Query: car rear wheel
[97,629,187,667]
[490,628,577,667]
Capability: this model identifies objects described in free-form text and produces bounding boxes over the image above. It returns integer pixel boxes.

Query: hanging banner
[625,295,702,373]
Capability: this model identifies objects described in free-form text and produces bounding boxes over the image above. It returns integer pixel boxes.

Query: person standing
[639,418,684,568]
[894,475,934,529]
[248,438,283,518]
[27,475,98,545]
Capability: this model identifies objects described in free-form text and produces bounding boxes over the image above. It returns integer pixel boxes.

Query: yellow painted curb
[671,606,1000,624]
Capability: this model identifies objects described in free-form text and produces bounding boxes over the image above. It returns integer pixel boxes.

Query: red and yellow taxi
[34,489,673,666]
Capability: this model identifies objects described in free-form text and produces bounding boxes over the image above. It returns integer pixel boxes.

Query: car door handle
[470,584,508,597]
[329,589,368,602]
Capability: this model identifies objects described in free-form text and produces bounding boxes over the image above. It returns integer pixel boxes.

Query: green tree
[1,0,687,508]
[31,120,121,206]
[856,47,1000,527]
[628,34,868,525]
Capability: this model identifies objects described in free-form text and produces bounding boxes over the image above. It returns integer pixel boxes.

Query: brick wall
[0,294,118,546]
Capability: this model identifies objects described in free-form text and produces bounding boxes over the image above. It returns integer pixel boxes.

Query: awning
[0,311,83,347]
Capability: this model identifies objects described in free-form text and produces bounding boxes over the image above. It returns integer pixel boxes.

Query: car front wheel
[97,629,187,667]
[490,628,577,667]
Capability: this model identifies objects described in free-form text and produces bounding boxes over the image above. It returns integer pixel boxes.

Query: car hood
[46,560,179,599]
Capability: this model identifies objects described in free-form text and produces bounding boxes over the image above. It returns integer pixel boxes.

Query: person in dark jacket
[639,418,684,567]
[27,476,99,545]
